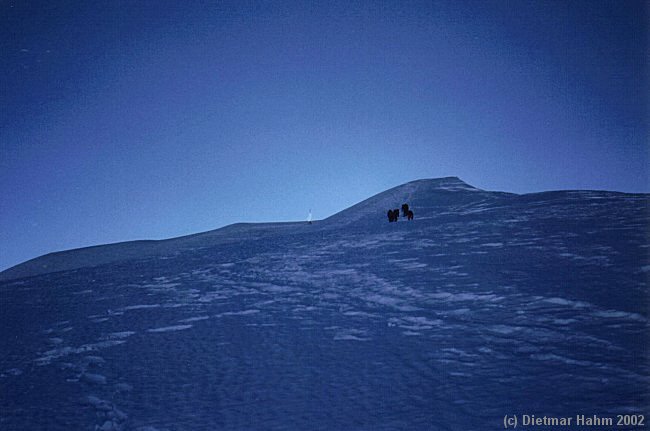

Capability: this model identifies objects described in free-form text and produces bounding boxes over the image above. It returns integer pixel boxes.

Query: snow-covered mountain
[1,177,648,430]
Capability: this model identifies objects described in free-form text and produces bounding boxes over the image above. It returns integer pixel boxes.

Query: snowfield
[1,177,648,430]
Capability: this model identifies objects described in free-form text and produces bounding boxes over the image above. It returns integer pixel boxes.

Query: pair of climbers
[387,203,414,222]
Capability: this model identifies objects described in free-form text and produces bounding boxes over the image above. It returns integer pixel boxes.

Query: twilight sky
[1,0,648,271]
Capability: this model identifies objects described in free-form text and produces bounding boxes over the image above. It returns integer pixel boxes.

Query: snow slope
[1,177,648,430]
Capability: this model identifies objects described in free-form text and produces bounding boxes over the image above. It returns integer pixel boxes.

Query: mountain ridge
[1,177,647,282]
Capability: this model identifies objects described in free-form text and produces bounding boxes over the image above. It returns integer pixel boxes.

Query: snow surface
[0,177,648,430]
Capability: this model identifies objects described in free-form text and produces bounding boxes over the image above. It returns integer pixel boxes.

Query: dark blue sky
[1,0,648,271]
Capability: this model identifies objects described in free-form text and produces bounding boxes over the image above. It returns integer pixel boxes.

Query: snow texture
[0,177,648,430]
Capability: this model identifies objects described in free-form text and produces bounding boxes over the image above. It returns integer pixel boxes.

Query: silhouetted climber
[407,210,414,220]
[387,209,399,222]
[401,203,410,218]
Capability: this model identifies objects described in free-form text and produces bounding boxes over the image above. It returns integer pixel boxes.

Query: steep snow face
[0,179,648,430]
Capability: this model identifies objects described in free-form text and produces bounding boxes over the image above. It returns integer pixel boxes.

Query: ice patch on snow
[552,318,577,325]
[530,353,596,367]
[102,331,136,340]
[217,309,260,317]
[85,395,113,411]
[81,372,107,385]
[1,368,23,378]
[430,292,500,302]
[363,293,400,307]
[342,310,379,318]
[488,325,522,335]
[36,340,126,365]
[259,283,295,293]
[84,395,128,430]
[391,316,442,331]
[389,258,428,270]
[179,315,210,323]
[334,333,369,341]
[592,309,646,322]
[196,292,227,303]
[73,289,93,295]
[148,324,193,333]
[441,348,477,358]
[542,297,590,308]
[121,304,161,311]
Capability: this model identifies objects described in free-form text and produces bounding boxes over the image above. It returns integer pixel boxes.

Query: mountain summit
[323,176,510,225]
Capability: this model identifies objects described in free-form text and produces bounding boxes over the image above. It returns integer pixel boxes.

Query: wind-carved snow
[178,315,210,323]
[331,327,370,341]
[102,331,136,340]
[0,178,648,430]
[147,324,193,333]
[81,372,107,385]
[35,340,128,365]
[120,304,161,311]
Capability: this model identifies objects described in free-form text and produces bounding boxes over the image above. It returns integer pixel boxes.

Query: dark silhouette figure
[387,209,400,222]
[401,203,410,218]
[407,210,414,220]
